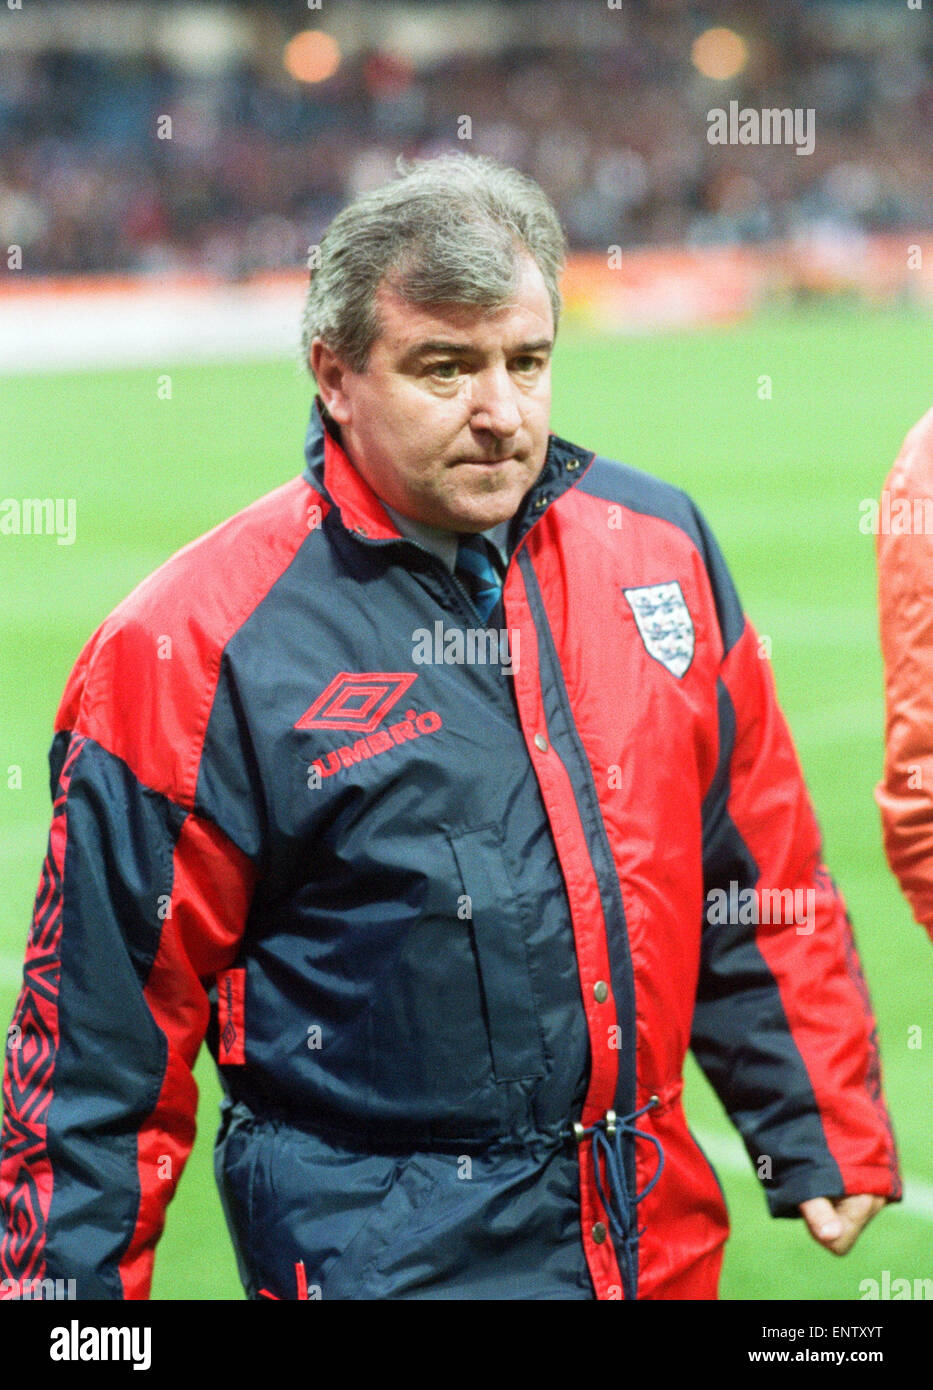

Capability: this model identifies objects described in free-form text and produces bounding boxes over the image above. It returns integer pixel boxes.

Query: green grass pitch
[1,301,930,1300]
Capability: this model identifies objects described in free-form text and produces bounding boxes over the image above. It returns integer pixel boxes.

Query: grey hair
[301,153,566,375]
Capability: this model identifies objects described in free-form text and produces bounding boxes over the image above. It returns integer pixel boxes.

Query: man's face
[313,254,554,532]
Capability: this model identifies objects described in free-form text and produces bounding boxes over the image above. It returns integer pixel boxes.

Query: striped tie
[455,533,504,625]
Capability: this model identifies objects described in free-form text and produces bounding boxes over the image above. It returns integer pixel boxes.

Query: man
[1,155,899,1300]
[876,405,933,940]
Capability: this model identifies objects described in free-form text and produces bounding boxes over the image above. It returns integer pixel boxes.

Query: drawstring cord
[567,1099,666,1252]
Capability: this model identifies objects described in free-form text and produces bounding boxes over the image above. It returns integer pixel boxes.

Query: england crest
[622,581,695,679]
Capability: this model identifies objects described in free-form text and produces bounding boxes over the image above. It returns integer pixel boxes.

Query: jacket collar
[301,395,593,545]
[302,397,400,540]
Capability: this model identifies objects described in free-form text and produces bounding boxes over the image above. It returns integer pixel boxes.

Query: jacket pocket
[449,824,546,1083]
[213,1101,278,1299]
[324,1151,444,1295]
[236,1124,447,1299]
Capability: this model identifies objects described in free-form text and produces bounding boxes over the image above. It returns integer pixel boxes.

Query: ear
[310,339,353,426]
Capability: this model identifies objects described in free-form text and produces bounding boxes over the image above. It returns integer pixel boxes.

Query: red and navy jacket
[1,400,901,1300]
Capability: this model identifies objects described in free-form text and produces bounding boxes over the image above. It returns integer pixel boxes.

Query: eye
[429,360,461,380]
[512,355,544,373]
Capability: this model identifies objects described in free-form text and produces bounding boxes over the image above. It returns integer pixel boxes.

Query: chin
[449,496,521,531]
[453,475,529,527]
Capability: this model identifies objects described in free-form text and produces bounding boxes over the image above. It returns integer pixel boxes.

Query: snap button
[566,458,580,470]
[592,1222,607,1244]
[534,733,548,752]
[593,980,609,1003]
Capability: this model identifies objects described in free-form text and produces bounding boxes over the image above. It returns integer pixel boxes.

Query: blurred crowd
[0,0,931,278]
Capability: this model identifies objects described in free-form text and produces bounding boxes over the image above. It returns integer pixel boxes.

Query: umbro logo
[297,672,443,783]
[295,671,418,732]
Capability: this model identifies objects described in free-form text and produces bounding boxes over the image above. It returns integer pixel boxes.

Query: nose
[468,365,523,439]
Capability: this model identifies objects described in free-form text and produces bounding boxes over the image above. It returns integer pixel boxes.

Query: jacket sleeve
[689,511,901,1217]
[0,723,256,1300]
[875,406,933,939]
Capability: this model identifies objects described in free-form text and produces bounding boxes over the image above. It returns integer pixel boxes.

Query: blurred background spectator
[0,0,930,279]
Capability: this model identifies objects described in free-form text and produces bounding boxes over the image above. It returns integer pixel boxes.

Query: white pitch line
[695,1130,933,1220]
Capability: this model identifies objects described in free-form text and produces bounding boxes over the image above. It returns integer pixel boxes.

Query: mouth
[452,455,517,467]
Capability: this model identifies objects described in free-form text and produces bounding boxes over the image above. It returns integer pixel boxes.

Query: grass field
[1,301,931,1301]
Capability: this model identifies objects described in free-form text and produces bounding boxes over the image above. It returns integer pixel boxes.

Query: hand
[798,1194,887,1255]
